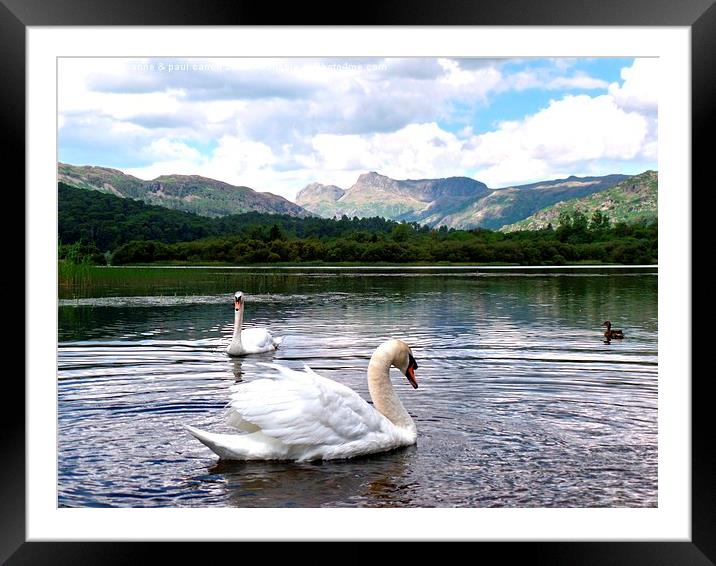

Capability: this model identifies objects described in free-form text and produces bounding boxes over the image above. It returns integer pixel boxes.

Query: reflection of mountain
[209,445,415,507]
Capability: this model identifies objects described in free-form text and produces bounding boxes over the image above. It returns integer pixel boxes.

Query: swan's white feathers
[225,409,260,432]
[190,340,418,461]
[227,364,390,449]
[237,328,277,353]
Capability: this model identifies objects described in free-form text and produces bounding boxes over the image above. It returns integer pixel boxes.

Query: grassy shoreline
[59,260,657,299]
[60,259,657,279]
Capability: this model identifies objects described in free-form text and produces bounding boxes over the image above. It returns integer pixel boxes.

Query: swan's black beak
[405,353,418,389]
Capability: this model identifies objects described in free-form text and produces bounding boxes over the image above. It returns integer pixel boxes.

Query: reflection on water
[230,358,245,381]
[58,268,657,507]
[206,446,416,508]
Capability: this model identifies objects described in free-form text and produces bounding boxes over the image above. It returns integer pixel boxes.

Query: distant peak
[302,181,344,190]
[295,182,346,206]
[357,171,388,181]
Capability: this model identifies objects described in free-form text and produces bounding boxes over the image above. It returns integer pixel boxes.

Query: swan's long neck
[367,348,415,431]
[230,306,244,347]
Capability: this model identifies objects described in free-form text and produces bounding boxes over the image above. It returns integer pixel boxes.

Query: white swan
[187,339,420,461]
[226,291,282,356]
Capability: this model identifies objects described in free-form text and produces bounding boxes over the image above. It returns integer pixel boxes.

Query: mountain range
[58,163,308,218]
[297,172,634,230]
[59,163,656,231]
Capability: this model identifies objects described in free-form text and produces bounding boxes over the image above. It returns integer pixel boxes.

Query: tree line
[59,183,657,266]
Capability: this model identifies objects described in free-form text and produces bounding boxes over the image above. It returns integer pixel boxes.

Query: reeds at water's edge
[58,263,292,300]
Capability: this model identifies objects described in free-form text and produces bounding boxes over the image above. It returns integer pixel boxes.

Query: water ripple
[58,271,657,508]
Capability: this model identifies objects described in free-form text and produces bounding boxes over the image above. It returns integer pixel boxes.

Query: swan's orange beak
[406,365,418,389]
[235,299,242,311]
[405,352,418,388]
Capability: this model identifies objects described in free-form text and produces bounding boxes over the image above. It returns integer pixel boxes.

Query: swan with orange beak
[226,291,283,356]
[187,339,420,461]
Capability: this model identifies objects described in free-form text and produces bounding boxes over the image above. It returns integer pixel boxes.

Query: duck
[226,291,282,356]
[186,339,419,461]
[602,320,625,339]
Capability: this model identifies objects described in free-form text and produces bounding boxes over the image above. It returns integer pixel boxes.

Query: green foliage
[59,182,657,267]
[556,209,596,244]
[590,210,611,232]
[391,222,412,242]
[59,182,214,251]
[503,170,657,232]
[269,223,285,241]
[58,239,106,265]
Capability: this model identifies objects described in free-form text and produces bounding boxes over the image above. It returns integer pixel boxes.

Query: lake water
[58,267,658,507]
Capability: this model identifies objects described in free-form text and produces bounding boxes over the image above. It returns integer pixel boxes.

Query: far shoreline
[97,263,658,270]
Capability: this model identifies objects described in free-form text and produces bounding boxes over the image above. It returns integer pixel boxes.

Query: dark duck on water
[602,320,625,340]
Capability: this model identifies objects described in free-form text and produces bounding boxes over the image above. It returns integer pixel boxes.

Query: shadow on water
[205,445,418,508]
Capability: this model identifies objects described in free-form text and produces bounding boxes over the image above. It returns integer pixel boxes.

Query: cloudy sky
[58,57,657,201]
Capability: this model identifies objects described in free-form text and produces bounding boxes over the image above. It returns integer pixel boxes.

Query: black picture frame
[6,0,711,562]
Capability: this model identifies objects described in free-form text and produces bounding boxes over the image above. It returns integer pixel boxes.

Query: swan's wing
[240,328,276,351]
[225,409,260,433]
[227,364,389,447]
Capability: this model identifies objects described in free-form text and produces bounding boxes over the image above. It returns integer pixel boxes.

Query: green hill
[58,163,309,218]
[500,171,657,232]
[58,182,400,253]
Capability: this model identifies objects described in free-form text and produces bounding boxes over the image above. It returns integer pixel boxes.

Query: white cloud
[311,134,374,171]
[462,94,654,187]
[200,99,247,124]
[547,72,608,90]
[500,69,608,93]
[124,160,205,180]
[608,58,659,113]
[144,139,203,161]
[59,59,185,119]
[209,136,277,175]
[438,58,503,99]
[59,56,614,153]
[126,135,281,193]
[60,57,658,200]
[310,123,465,186]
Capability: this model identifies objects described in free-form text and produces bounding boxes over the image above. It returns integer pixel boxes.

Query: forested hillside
[59,182,657,266]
